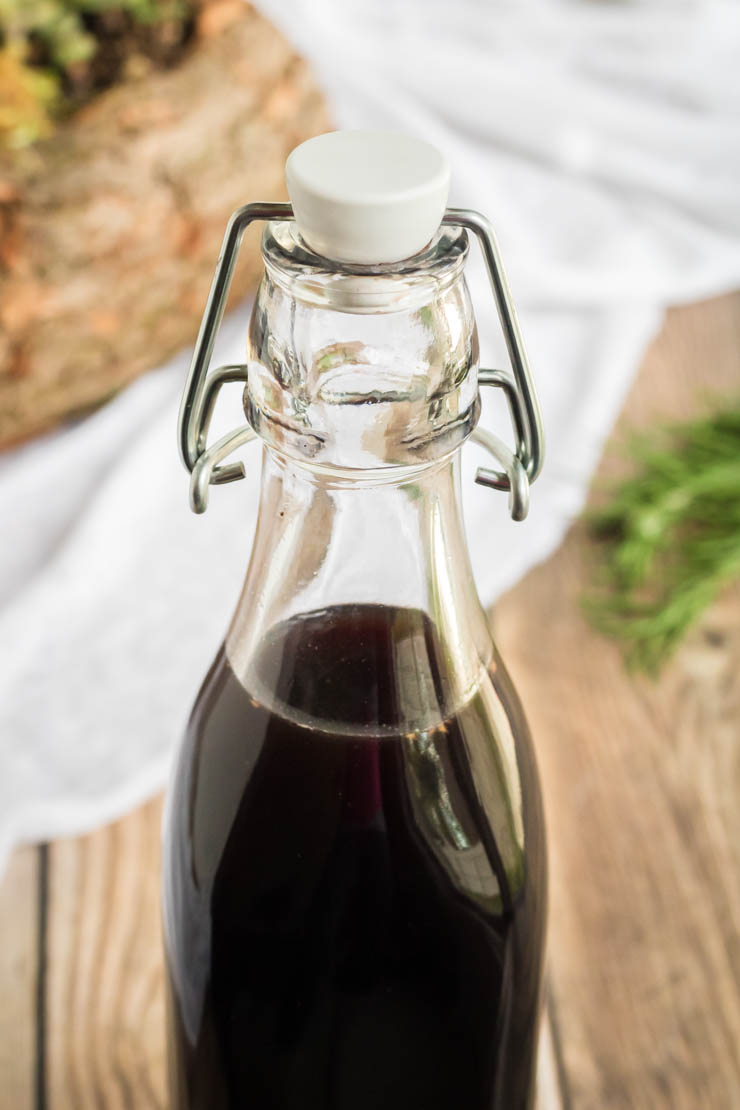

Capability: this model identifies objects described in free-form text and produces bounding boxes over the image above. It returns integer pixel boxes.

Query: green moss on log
[0,0,193,149]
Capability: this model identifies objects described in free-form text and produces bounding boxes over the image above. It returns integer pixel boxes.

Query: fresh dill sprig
[584,403,740,674]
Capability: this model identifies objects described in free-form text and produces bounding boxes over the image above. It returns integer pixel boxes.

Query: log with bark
[0,1,329,448]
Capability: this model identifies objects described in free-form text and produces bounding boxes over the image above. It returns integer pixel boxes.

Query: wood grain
[0,846,38,1109]
[44,799,166,1110]
[496,292,740,1109]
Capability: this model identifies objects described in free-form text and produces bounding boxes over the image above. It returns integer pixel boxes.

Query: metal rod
[198,363,249,463]
[471,427,530,522]
[178,201,293,479]
[190,425,257,514]
[443,209,544,483]
[176,202,543,521]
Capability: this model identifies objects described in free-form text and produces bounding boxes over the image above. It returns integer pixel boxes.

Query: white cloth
[1,0,739,870]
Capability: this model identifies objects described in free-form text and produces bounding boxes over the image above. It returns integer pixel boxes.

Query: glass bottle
[163,131,547,1110]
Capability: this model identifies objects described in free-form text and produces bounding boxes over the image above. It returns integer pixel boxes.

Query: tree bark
[0,2,329,447]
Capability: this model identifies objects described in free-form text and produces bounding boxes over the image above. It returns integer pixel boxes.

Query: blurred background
[0,0,739,1106]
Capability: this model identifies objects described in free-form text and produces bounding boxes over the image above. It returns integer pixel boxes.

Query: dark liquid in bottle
[164,605,546,1110]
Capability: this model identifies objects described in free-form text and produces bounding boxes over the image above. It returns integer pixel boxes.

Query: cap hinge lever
[178,204,544,520]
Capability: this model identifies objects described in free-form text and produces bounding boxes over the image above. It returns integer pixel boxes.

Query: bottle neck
[246,221,479,474]
[226,445,493,728]
[227,220,491,730]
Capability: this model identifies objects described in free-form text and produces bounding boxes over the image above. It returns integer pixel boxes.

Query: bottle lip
[261,220,469,314]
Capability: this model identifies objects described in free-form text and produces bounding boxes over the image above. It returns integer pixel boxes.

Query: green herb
[585,402,740,674]
[0,0,191,150]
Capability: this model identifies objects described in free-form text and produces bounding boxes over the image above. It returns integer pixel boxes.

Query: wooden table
[2,294,739,1109]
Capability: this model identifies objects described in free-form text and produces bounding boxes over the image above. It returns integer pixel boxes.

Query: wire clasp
[178,204,543,518]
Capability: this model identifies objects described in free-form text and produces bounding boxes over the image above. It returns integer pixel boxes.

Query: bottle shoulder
[171,605,544,911]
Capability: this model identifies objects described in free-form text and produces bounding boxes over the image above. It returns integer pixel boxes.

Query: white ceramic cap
[285,130,450,265]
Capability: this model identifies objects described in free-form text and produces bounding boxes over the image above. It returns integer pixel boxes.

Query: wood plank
[0,846,39,1110]
[45,798,166,1110]
[538,1001,567,1110]
[496,292,740,1108]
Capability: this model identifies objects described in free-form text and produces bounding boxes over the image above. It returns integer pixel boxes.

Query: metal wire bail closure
[178,204,544,519]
